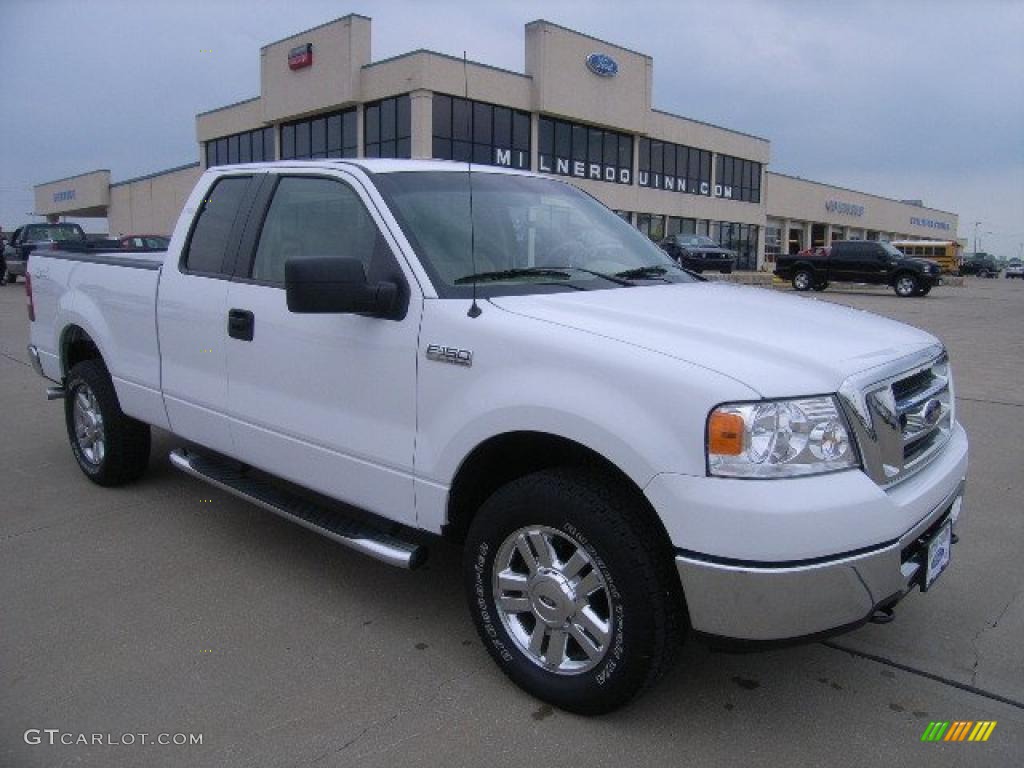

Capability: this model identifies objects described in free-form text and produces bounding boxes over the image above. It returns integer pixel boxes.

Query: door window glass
[251,177,379,285]
[183,176,251,274]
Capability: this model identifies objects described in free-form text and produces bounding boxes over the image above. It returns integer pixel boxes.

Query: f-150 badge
[426,344,473,367]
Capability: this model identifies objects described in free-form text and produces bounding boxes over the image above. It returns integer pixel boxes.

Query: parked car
[775,239,942,297]
[26,160,968,714]
[3,222,88,283]
[960,254,1000,278]
[120,234,170,250]
[659,234,736,273]
[1002,258,1023,279]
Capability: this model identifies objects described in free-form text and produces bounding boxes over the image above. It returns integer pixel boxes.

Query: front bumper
[649,421,968,641]
[675,478,964,641]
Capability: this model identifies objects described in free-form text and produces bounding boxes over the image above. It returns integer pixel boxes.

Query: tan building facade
[34,14,957,268]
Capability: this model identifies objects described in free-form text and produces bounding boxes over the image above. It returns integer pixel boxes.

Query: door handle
[228,309,254,341]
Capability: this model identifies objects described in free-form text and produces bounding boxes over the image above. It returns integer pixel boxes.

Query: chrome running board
[169,448,426,570]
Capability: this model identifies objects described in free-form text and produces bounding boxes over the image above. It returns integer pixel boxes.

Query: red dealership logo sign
[288,43,313,70]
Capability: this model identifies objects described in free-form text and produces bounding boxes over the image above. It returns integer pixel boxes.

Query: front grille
[839,346,954,487]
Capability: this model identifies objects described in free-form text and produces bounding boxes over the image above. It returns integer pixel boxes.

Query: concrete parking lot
[1,277,1022,767]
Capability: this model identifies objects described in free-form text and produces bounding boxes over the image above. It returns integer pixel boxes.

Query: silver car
[1005,258,1024,279]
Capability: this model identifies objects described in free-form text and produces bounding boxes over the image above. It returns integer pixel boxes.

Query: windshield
[677,235,719,248]
[880,241,904,258]
[25,224,86,242]
[373,171,696,297]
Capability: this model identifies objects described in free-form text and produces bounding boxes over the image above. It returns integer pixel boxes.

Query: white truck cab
[26,160,967,713]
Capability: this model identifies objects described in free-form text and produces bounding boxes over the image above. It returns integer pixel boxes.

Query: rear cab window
[182,175,254,276]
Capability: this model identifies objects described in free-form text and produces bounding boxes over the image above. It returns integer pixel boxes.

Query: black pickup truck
[775,240,942,297]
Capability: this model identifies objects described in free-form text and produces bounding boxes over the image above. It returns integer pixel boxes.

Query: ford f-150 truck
[775,239,943,297]
[26,160,968,714]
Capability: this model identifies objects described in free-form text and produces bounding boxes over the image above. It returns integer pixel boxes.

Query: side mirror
[285,256,397,316]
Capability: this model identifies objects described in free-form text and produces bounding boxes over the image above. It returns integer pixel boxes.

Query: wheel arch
[443,430,673,551]
[60,323,105,378]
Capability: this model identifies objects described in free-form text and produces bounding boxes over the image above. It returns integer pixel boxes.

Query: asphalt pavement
[1,276,1021,767]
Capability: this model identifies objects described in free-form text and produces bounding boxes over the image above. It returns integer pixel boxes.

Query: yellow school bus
[891,240,961,274]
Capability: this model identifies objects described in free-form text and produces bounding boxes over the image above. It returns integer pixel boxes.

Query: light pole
[973,221,982,255]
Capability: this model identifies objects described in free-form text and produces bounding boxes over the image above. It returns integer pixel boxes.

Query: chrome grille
[838,345,954,487]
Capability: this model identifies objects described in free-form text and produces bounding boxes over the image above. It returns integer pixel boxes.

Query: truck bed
[29,248,168,429]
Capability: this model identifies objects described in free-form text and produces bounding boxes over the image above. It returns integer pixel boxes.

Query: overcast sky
[1,0,1021,256]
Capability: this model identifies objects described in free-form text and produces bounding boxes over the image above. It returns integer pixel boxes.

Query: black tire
[894,273,919,297]
[918,285,932,296]
[64,360,151,486]
[792,269,813,291]
[720,267,732,274]
[812,281,829,292]
[464,468,685,715]
[6,273,16,284]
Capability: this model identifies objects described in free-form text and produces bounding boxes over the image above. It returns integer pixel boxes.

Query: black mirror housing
[285,257,397,316]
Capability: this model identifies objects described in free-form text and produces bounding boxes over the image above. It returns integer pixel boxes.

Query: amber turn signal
[708,411,745,456]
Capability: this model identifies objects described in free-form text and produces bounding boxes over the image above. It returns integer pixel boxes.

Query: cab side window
[250,177,379,285]
[183,176,252,275]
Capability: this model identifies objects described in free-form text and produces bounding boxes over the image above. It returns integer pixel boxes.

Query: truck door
[223,171,421,527]
[157,173,263,457]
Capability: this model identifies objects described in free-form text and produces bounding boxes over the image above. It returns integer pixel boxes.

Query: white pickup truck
[26,160,968,714]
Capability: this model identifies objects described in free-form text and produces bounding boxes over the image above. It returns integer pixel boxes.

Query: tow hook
[869,606,896,625]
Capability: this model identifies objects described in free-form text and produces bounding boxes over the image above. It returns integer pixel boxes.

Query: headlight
[707,396,858,478]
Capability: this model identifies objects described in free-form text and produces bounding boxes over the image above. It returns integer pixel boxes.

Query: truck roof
[206,158,535,177]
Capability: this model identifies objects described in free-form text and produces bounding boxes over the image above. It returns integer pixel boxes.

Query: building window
[636,213,665,241]
[637,139,712,196]
[713,154,761,203]
[713,222,759,270]
[538,116,633,184]
[205,126,275,168]
[765,225,782,261]
[431,94,530,169]
[364,95,411,159]
[280,108,357,161]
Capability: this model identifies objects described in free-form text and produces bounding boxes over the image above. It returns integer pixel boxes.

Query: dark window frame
[364,95,412,159]
[637,137,712,196]
[205,126,275,168]
[431,93,531,170]
[537,115,633,185]
[714,153,762,203]
[280,107,358,162]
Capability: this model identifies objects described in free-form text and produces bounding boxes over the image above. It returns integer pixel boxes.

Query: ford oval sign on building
[586,53,618,78]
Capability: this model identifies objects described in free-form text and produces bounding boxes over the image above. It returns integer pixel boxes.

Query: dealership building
[33,14,959,269]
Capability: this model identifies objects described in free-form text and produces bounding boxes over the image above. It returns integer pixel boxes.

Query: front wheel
[464,468,684,715]
[894,273,920,297]
[64,360,151,486]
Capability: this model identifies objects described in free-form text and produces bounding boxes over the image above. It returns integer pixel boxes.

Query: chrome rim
[897,276,916,295]
[794,272,811,290]
[72,385,105,465]
[492,525,613,675]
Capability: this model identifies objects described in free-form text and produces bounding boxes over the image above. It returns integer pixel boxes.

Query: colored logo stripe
[921,721,997,742]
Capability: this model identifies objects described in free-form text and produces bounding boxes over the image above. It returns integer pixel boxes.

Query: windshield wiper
[614,266,669,280]
[454,267,571,284]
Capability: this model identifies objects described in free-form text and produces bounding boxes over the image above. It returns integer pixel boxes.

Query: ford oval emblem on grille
[923,399,942,426]
[586,53,619,78]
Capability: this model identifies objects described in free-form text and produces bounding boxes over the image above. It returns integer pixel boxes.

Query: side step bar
[169,449,427,570]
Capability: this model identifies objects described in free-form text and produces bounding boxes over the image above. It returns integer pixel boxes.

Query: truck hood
[490,282,939,398]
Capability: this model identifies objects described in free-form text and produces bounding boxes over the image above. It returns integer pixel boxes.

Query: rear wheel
[792,269,813,291]
[64,360,151,486]
[464,468,684,715]
[894,273,919,297]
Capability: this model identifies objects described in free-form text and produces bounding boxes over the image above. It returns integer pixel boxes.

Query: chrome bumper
[676,478,966,641]
[27,344,44,377]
